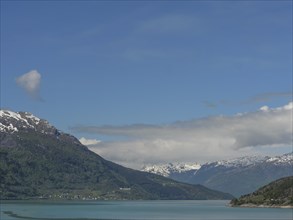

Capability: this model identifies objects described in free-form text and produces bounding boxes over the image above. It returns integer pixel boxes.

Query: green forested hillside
[230,176,293,207]
[0,131,233,200]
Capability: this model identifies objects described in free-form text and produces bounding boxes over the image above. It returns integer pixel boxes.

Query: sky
[1,0,292,169]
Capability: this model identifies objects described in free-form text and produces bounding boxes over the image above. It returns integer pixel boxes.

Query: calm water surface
[1,200,292,220]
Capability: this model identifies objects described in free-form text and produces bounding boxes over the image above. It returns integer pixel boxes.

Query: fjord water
[1,200,292,220]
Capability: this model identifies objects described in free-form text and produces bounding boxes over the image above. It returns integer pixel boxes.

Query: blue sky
[1,1,292,168]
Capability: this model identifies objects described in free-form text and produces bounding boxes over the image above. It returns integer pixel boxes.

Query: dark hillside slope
[230,176,293,207]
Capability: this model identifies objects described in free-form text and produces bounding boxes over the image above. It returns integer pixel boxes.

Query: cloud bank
[73,102,292,169]
[16,70,42,101]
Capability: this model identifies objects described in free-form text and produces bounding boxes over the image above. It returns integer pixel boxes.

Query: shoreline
[230,203,293,209]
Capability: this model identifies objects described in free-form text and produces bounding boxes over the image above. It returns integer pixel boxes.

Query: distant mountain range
[142,153,293,197]
[0,110,233,200]
[230,176,293,208]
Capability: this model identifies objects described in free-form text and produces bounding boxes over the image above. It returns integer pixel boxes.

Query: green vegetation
[0,131,233,200]
[230,176,293,207]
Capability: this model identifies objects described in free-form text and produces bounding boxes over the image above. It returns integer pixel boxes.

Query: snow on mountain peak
[142,153,292,178]
[23,112,41,124]
[0,110,22,121]
[142,162,201,177]
[0,109,51,134]
[210,155,268,168]
[265,153,293,165]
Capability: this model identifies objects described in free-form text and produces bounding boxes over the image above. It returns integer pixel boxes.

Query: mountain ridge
[142,163,201,177]
[142,153,293,197]
[142,153,292,173]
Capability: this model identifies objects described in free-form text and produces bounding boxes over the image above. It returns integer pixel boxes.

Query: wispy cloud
[245,92,292,104]
[73,102,292,169]
[16,70,43,101]
[136,14,201,34]
[202,101,218,109]
[202,91,292,109]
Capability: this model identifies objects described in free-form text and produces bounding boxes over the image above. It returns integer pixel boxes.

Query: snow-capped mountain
[141,156,267,176]
[142,163,201,177]
[205,154,292,168]
[1,110,53,133]
[265,153,293,165]
[142,153,293,197]
[0,109,80,145]
[206,155,268,168]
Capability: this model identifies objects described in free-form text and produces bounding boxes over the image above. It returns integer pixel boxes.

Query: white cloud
[79,137,101,146]
[16,70,42,100]
[259,105,269,111]
[74,102,292,169]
